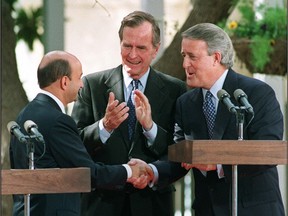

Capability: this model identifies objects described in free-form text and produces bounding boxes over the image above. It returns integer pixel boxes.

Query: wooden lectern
[1,167,91,195]
[168,140,287,165]
[1,167,91,215]
[168,140,288,216]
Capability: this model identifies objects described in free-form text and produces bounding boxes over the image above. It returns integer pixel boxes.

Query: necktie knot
[203,91,216,139]
[132,79,139,90]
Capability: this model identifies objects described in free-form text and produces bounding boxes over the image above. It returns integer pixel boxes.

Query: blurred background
[2,0,287,215]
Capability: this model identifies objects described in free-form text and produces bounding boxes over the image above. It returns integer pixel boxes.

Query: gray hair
[181,23,234,68]
[118,11,160,48]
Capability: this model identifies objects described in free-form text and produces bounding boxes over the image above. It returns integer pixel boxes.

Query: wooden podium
[1,167,91,215]
[1,167,91,195]
[168,140,287,165]
[168,140,288,216]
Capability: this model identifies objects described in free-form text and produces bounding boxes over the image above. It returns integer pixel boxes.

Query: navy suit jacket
[71,65,187,216]
[154,69,285,216]
[10,93,128,216]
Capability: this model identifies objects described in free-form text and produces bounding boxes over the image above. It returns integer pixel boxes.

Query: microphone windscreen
[217,89,229,100]
[233,89,246,101]
[7,121,19,132]
[24,120,37,132]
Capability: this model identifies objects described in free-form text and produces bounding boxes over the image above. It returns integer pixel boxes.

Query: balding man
[9,51,147,216]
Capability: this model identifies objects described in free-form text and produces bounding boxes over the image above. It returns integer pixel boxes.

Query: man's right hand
[102,92,129,132]
[127,158,154,189]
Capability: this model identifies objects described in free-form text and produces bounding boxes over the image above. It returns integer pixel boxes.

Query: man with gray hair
[132,23,285,216]
[72,11,186,216]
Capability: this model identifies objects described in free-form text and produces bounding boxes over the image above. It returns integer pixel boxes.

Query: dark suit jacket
[71,65,187,216]
[9,93,128,216]
[154,69,285,216]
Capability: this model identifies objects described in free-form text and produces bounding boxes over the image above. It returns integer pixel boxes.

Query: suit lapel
[105,66,125,102]
[144,69,167,114]
[212,69,238,139]
[104,67,131,146]
[133,69,168,141]
[190,89,209,139]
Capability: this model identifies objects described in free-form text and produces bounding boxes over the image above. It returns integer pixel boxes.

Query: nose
[128,47,137,58]
[182,56,190,69]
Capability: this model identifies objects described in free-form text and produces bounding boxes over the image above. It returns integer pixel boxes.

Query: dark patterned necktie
[202,91,216,139]
[127,80,139,140]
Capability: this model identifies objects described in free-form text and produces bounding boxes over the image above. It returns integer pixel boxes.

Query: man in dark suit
[9,51,147,216]
[132,23,285,216]
[71,11,186,216]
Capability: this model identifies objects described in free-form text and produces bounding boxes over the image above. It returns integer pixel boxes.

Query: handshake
[125,159,217,189]
[126,158,155,189]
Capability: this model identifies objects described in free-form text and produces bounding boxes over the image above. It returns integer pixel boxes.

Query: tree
[1,1,28,215]
[153,0,239,80]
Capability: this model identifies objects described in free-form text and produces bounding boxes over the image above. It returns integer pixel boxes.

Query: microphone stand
[232,106,246,216]
[24,137,35,216]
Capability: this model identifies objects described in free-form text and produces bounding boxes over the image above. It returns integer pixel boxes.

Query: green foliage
[4,0,18,10]
[14,7,43,50]
[220,0,287,72]
[250,35,273,71]
[7,0,43,51]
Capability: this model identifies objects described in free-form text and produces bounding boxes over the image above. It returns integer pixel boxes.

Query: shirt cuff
[148,163,159,187]
[99,119,113,143]
[217,164,225,178]
[143,122,157,147]
[122,164,132,179]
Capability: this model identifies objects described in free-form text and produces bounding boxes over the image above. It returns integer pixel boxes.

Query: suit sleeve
[152,160,188,187]
[71,76,104,153]
[47,114,127,189]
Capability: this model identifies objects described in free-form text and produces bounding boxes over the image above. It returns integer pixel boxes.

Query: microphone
[7,121,27,143]
[24,120,45,143]
[233,89,254,114]
[217,89,237,114]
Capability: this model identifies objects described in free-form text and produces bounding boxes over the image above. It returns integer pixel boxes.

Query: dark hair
[37,59,71,88]
[118,11,160,48]
[182,23,234,68]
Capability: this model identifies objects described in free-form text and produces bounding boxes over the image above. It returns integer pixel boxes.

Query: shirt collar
[40,90,66,113]
[122,66,149,89]
[202,69,228,101]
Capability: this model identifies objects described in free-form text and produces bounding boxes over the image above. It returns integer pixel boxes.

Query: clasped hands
[127,158,154,189]
[126,159,217,189]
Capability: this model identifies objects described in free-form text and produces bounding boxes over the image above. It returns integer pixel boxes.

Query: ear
[214,52,222,65]
[152,43,161,59]
[60,76,69,90]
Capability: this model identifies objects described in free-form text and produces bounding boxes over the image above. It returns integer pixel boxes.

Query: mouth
[127,59,141,65]
[186,71,195,76]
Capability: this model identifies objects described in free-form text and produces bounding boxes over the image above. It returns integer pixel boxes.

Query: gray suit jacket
[72,65,187,216]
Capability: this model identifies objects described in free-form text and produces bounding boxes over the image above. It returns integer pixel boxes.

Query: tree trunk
[153,0,239,80]
[1,1,28,215]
